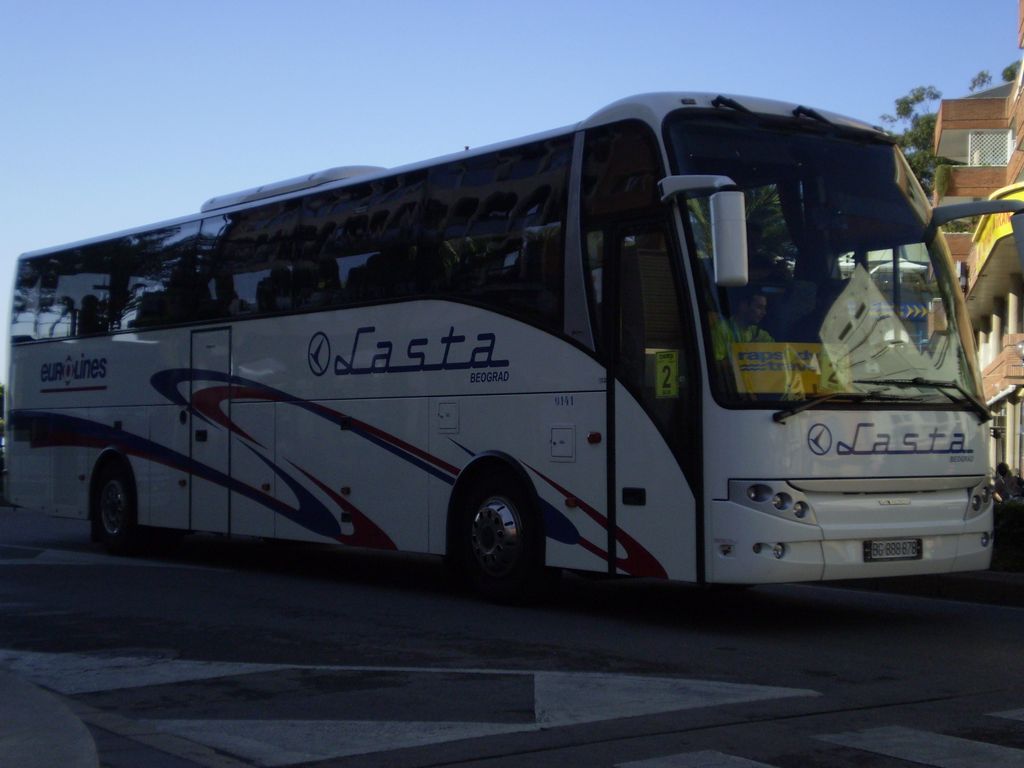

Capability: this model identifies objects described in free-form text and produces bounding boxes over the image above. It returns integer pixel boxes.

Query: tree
[882,63,1021,199]
[970,70,993,92]
[880,85,944,197]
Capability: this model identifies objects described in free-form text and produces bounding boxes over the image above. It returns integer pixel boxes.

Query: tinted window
[425,136,571,330]
[583,120,665,352]
[118,222,200,328]
[199,200,301,316]
[12,223,201,340]
[297,174,426,307]
[13,136,573,340]
[13,244,112,340]
[582,120,662,222]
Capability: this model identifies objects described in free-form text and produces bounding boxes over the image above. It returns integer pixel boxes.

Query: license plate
[863,538,922,562]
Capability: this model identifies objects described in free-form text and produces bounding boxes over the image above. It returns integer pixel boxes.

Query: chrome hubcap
[100,479,127,536]
[470,496,522,578]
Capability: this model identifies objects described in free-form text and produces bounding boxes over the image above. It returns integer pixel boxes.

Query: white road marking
[818,725,1024,767]
[0,544,218,570]
[617,750,777,767]
[0,648,819,764]
[0,649,291,695]
[533,672,814,726]
[141,719,531,766]
[993,708,1024,721]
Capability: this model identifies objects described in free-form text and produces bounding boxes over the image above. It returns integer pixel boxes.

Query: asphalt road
[2,505,1024,768]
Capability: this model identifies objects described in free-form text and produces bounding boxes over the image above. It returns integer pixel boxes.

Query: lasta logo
[309,325,509,377]
[807,421,972,459]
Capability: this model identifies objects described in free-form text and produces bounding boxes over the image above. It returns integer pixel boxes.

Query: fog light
[772,493,792,511]
[772,543,786,559]
[972,495,982,511]
[982,486,992,505]
[981,532,991,548]
[793,501,809,519]
[752,543,763,554]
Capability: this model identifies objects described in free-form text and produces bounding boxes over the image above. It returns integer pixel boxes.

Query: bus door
[190,328,231,533]
[581,120,698,577]
[602,223,699,578]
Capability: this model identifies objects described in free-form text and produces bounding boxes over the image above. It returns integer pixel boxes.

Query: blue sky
[0,0,1019,378]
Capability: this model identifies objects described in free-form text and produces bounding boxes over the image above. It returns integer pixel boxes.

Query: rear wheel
[94,462,139,555]
[459,474,548,601]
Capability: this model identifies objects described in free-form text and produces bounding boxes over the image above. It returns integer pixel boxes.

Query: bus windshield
[666,112,982,408]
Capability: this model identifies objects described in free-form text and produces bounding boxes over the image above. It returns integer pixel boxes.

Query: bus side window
[618,228,691,459]
[581,119,663,356]
[425,138,569,331]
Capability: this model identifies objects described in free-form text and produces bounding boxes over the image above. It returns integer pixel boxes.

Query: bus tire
[94,461,139,556]
[459,474,546,602]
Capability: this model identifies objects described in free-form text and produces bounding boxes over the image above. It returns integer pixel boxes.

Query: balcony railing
[968,130,1012,166]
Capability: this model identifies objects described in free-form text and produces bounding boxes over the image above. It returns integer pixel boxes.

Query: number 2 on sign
[655,350,679,399]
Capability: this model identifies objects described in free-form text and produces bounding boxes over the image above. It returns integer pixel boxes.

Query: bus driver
[711,287,774,361]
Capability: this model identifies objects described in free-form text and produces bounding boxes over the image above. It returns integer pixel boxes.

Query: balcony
[934,95,1009,159]
[982,332,1024,402]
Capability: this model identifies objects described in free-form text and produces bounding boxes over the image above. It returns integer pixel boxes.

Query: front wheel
[459,476,549,601]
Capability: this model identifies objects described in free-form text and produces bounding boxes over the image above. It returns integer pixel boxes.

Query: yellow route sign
[655,350,679,399]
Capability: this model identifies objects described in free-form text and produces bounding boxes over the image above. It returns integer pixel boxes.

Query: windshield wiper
[711,95,753,114]
[792,105,832,125]
[853,377,991,423]
[773,392,873,424]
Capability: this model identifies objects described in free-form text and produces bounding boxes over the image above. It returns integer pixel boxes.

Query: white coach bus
[8,93,1022,599]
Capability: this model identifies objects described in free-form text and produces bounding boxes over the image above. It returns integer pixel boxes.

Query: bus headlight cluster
[734,481,816,524]
[967,481,994,519]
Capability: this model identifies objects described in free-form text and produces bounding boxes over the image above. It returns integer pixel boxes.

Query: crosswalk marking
[617,750,775,767]
[534,672,816,727]
[143,719,531,766]
[16,647,1024,767]
[818,725,1024,767]
[0,647,819,764]
[0,543,219,570]
[0,649,818,714]
[994,708,1024,722]
[0,649,291,695]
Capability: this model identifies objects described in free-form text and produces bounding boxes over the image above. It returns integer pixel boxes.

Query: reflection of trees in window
[10,222,204,339]
[118,222,200,328]
[15,246,113,339]
[12,136,571,341]
[295,173,425,307]
[11,259,43,341]
[214,201,301,315]
[745,186,795,283]
[427,136,571,328]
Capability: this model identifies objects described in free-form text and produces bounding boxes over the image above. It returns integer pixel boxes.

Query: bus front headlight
[733,481,816,525]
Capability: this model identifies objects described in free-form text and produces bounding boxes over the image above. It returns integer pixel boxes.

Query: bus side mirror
[710,190,748,287]
[659,174,748,287]
[932,199,1024,268]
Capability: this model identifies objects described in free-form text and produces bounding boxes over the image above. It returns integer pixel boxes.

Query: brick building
[932,1,1024,470]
